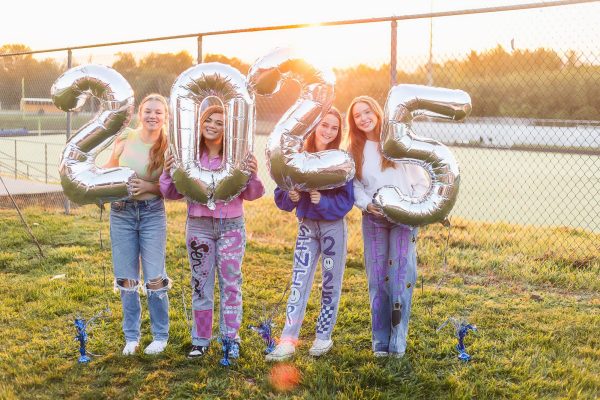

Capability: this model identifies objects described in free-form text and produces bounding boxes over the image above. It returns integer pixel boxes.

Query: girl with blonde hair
[105,93,171,356]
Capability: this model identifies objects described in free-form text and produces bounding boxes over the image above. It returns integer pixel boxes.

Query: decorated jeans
[281,218,348,342]
[361,212,418,354]
[186,216,246,346]
[110,197,170,343]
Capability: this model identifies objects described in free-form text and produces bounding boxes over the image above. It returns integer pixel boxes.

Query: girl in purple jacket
[160,105,265,359]
[266,108,354,361]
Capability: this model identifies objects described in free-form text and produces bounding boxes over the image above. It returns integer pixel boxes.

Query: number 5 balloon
[169,63,254,209]
[248,47,355,191]
[374,84,472,226]
[52,64,135,205]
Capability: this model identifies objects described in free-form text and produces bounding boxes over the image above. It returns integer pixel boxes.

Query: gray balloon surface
[374,84,472,226]
[248,48,355,191]
[169,63,255,209]
[52,64,135,206]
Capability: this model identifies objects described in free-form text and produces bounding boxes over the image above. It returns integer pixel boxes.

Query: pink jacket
[159,152,265,219]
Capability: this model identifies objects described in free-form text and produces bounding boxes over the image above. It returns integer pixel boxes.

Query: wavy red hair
[346,96,395,181]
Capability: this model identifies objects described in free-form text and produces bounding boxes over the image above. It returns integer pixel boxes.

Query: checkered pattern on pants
[316,305,335,334]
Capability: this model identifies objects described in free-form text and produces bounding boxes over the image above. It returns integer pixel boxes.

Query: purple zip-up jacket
[159,152,265,218]
[274,180,354,221]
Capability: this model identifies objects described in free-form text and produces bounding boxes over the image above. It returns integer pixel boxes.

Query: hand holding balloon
[309,190,321,204]
[366,203,384,218]
[288,190,300,203]
[130,178,155,198]
[163,152,175,172]
[244,154,258,175]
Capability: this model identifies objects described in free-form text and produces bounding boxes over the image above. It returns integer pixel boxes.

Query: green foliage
[0,44,63,109]
[0,201,598,399]
[1,43,599,121]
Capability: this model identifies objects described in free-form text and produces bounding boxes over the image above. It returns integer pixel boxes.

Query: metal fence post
[64,49,72,215]
[14,140,17,178]
[66,49,72,141]
[427,10,434,86]
[390,20,397,87]
[197,35,203,64]
[45,143,48,184]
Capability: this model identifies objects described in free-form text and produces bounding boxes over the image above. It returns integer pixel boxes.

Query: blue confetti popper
[437,317,477,361]
[249,319,276,354]
[74,318,91,363]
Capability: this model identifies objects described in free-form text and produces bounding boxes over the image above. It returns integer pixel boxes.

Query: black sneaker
[188,345,209,358]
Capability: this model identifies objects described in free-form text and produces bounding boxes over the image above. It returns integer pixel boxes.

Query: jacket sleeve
[159,171,184,200]
[315,180,355,218]
[353,177,371,211]
[240,172,265,201]
[274,187,297,212]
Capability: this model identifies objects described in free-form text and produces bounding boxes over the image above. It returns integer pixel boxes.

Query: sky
[2,0,599,69]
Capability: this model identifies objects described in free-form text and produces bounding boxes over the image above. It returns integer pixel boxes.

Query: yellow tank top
[118,128,162,200]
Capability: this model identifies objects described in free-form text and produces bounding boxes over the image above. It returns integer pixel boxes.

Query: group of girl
[106,92,428,361]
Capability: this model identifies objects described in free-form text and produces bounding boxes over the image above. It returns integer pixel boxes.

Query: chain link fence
[0,1,598,260]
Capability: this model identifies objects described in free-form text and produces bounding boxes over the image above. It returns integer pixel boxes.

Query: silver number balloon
[52,64,135,205]
[374,84,472,226]
[248,48,354,191]
[169,63,254,209]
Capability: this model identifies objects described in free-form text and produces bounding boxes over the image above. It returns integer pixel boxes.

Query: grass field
[0,200,599,399]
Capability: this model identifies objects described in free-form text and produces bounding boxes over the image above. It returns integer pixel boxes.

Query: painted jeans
[110,197,170,343]
[186,216,246,346]
[281,218,348,342]
[361,212,418,354]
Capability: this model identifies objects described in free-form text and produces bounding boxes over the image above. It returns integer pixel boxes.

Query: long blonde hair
[138,93,169,174]
[303,107,343,153]
[198,105,224,157]
[346,96,395,181]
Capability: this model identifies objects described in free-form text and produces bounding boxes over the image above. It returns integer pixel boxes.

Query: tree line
[1,43,599,120]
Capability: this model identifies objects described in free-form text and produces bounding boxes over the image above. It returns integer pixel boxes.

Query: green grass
[0,200,599,399]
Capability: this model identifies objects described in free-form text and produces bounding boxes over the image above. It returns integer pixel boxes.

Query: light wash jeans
[110,197,170,343]
[186,216,246,346]
[281,218,348,342]
[361,212,418,354]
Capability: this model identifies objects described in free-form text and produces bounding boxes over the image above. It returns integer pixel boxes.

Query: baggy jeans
[361,212,418,354]
[110,197,170,343]
[281,218,348,342]
[186,216,246,346]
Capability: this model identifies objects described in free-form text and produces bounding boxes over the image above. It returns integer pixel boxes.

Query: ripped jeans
[110,197,170,343]
[362,212,418,354]
[186,216,246,346]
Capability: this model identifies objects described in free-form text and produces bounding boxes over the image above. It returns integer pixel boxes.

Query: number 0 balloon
[52,65,135,205]
[374,84,472,226]
[169,63,254,209]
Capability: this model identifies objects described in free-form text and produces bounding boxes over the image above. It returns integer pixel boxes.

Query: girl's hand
[130,178,153,197]
[245,154,258,174]
[367,203,384,218]
[309,190,321,204]
[288,190,300,203]
[163,152,175,172]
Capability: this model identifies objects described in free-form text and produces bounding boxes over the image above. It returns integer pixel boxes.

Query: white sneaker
[374,351,389,358]
[390,351,405,359]
[122,341,139,356]
[309,338,333,357]
[265,342,295,361]
[144,340,168,355]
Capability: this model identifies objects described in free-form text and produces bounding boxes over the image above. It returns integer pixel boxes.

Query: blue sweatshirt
[274,181,354,221]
